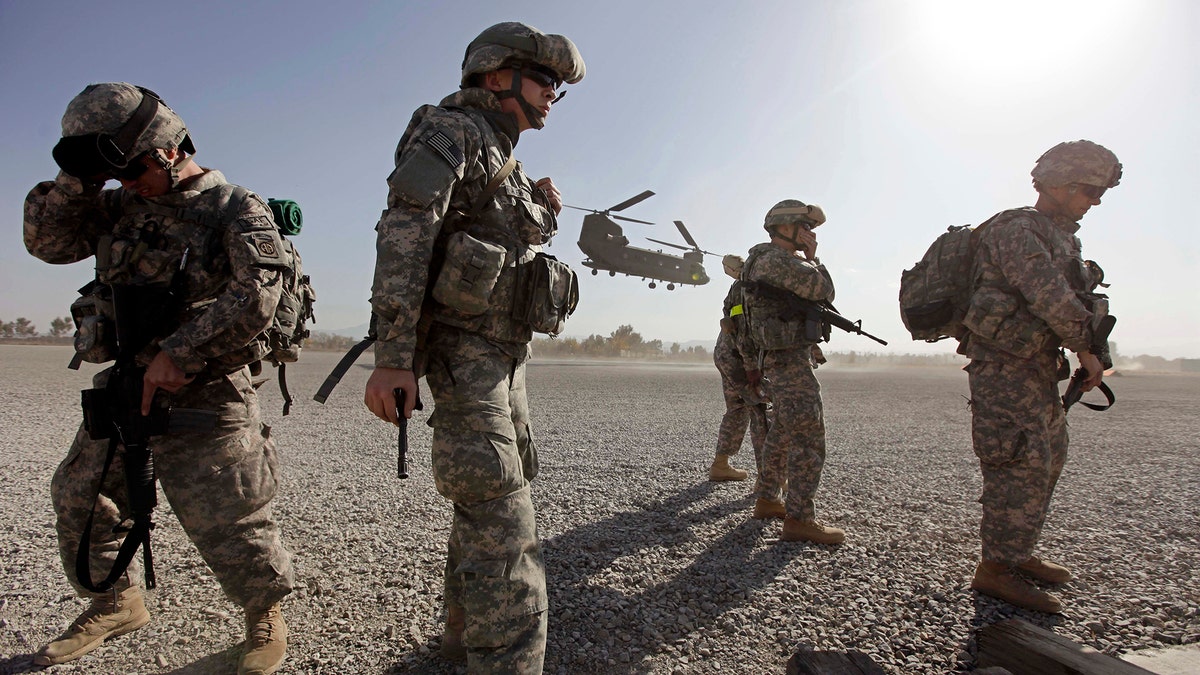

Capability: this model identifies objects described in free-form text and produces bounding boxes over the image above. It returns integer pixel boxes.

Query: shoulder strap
[467,153,516,222]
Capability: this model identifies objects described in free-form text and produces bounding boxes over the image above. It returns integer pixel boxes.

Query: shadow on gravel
[0,654,39,675]
[541,482,796,672]
[164,644,241,675]
[961,587,1065,670]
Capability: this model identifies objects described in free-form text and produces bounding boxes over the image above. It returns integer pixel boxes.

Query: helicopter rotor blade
[562,204,597,213]
[646,237,692,251]
[611,215,655,225]
[608,190,655,213]
[674,220,700,249]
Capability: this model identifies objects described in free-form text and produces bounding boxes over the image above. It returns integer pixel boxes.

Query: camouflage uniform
[713,280,767,473]
[961,207,1100,565]
[24,168,296,610]
[370,87,563,671]
[742,243,835,521]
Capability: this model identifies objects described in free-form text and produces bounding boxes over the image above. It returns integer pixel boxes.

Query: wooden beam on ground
[978,619,1157,675]
[786,648,887,675]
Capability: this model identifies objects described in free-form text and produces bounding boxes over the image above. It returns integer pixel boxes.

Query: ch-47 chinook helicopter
[565,190,714,290]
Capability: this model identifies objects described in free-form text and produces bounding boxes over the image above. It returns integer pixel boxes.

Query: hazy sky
[2,0,1197,358]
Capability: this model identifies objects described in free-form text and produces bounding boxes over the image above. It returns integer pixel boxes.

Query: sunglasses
[520,65,562,91]
[1076,184,1106,200]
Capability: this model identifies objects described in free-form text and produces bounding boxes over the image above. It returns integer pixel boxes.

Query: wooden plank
[786,648,887,675]
[977,619,1158,675]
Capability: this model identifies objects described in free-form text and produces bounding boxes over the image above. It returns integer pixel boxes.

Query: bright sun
[903,0,1135,90]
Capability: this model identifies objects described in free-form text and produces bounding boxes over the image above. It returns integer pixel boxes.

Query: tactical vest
[961,208,1100,361]
[742,247,825,352]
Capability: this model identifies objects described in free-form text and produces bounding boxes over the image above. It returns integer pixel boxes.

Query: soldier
[962,140,1121,613]
[24,83,294,674]
[742,200,845,545]
[709,254,767,483]
[361,22,584,672]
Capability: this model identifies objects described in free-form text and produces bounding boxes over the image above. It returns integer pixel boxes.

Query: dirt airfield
[0,344,1197,674]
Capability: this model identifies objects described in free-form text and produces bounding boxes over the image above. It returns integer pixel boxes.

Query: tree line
[0,316,73,339]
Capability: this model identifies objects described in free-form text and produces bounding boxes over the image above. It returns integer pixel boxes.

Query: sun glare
[905,0,1134,89]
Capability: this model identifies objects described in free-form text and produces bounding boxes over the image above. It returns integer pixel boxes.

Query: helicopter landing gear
[591,269,598,275]
[648,282,657,289]
[667,283,676,290]
[609,270,616,277]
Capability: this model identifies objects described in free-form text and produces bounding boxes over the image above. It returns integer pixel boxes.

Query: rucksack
[898,221,989,342]
[243,191,316,414]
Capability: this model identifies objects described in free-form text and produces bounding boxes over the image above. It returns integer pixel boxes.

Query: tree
[670,342,680,355]
[609,324,644,355]
[13,317,36,338]
[49,316,74,338]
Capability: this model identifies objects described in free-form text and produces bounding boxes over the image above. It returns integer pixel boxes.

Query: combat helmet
[1031,140,1122,190]
[764,199,826,233]
[460,22,585,129]
[53,82,195,184]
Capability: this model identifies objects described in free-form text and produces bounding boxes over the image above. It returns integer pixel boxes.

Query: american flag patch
[425,131,464,168]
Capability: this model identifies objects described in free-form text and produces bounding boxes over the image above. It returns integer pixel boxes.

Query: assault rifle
[76,283,212,591]
[743,280,888,346]
[1062,314,1117,412]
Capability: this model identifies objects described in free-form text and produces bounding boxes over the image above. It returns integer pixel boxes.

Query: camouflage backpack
[239,189,316,414]
[898,217,997,343]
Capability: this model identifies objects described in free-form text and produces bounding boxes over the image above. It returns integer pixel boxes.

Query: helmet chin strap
[1038,185,1079,222]
[148,148,195,191]
[493,68,547,130]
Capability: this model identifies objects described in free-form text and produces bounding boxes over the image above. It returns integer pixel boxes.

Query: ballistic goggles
[52,87,162,180]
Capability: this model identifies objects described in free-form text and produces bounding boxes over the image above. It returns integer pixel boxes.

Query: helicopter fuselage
[577,213,710,287]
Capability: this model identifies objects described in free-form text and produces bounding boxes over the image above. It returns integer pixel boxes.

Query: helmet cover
[764,199,826,232]
[461,22,585,88]
[1031,140,1122,189]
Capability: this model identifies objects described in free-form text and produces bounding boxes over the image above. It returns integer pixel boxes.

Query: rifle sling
[75,435,157,593]
[1073,381,1116,412]
[312,336,376,403]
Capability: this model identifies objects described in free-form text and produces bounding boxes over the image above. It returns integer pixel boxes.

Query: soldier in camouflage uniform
[962,140,1121,614]
[742,200,845,545]
[24,83,294,674]
[361,22,584,673]
[709,254,766,483]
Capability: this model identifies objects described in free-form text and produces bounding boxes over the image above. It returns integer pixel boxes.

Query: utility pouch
[70,283,117,365]
[432,231,508,315]
[81,384,173,442]
[512,252,579,336]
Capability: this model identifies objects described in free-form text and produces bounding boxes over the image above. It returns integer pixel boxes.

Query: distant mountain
[320,322,371,338]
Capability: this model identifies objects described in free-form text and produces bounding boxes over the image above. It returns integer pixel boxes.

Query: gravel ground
[0,344,1197,674]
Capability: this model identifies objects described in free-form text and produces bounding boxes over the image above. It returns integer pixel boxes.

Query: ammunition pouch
[432,231,508,316]
[512,252,578,336]
[70,282,117,365]
[81,385,170,441]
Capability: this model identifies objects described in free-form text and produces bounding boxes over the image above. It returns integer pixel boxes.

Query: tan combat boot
[1016,556,1072,584]
[709,454,749,482]
[972,561,1062,613]
[780,517,846,545]
[34,586,150,666]
[752,498,786,520]
[239,603,287,675]
[440,605,466,662]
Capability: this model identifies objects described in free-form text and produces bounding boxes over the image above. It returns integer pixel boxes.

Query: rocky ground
[0,345,1197,674]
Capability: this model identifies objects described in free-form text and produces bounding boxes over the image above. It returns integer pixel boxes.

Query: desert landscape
[1,344,1197,674]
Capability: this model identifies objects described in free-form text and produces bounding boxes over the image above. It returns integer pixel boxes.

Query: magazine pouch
[512,252,578,336]
[432,230,508,316]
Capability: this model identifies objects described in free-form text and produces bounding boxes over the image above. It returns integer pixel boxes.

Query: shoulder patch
[425,131,465,169]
